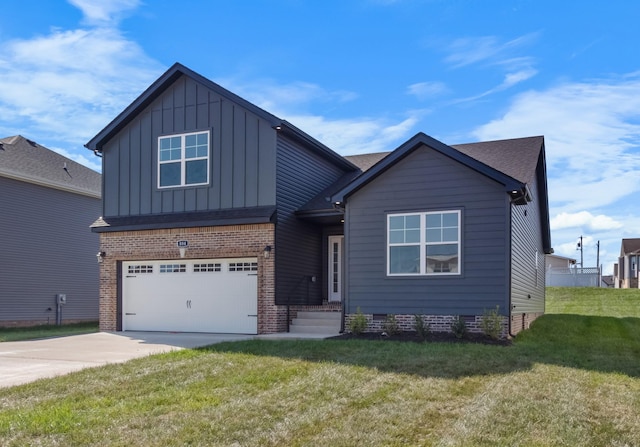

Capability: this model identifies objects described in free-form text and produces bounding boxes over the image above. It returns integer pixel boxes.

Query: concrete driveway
[0,331,254,388]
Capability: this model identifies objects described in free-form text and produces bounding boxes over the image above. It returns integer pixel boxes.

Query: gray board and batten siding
[343,145,512,316]
[274,134,353,306]
[88,63,359,307]
[99,74,277,220]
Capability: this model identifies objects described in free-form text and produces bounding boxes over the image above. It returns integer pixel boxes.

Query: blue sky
[1,0,639,274]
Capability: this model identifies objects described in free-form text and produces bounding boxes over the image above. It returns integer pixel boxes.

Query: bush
[451,316,468,339]
[481,305,504,340]
[413,315,430,340]
[382,314,400,335]
[349,307,368,335]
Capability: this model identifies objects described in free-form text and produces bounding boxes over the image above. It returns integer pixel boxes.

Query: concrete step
[289,324,340,334]
[291,318,339,328]
[290,312,341,334]
[296,311,341,321]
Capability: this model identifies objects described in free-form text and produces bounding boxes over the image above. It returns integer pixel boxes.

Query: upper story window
[158,131,210,188]
[388,210,461,276]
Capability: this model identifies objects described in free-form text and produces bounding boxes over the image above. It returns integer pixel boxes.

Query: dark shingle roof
[621,238,640,255]
[345,152,390,172]
[0,135,101,198]
[451,136,544,184]
[344,136,544,182]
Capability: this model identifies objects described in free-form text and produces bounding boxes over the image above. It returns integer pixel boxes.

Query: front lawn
[1,292,639,446]
[0,322,98,342]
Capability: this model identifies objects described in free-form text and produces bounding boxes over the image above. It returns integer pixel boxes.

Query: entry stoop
[290,311,341,334]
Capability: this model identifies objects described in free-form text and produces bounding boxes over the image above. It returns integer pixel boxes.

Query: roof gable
[0,135,101,198]
[621,238,640,255]
[86,63,280,153]
[333,132,528,203]
[451,136,543,184]
[86,63,357,171]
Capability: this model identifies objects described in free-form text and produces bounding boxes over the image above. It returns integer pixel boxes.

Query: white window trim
[157,130,210,189]
[387,210,461,276]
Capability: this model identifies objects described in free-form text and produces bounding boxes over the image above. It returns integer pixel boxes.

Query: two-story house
[86,63,552,337]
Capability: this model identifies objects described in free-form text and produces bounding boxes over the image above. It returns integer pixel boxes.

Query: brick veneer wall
[509,312,543,335]
[98,223,287,334]
[344,313,510,339]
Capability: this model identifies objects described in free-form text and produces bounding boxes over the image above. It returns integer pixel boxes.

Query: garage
[122,258,258,334]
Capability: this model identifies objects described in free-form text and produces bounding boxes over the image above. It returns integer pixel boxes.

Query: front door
[328,235,344,302]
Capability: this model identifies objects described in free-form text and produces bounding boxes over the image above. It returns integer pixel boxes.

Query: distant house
[545,254,576,270]
[613,238,640,288]
[85,63,552,337]
[601,275,615,288]
[0,135,101,326]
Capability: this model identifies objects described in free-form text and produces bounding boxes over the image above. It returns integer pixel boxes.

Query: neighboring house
[0,135,101,327]
[545,254,576,270]
[601,275,615,288]
[86,63,552,337]
[545,253,600,287]
[613,238,640,288]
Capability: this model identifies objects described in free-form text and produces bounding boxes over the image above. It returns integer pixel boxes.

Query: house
[545,254,576,270]
[613,238,640,288]
[601,275,615,288]
[0,135,101,327]
[86,63,552,337]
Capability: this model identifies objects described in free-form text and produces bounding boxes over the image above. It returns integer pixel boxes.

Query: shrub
[349,307,368,335]
[481,305,504,340]
[413,315,430,340]
[451,316,468,339]
[382,314,400,335]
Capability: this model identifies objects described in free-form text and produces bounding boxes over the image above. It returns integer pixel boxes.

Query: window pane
[389,245,420,274]
[389,230,404,244]
[186,159,207,184]
[442,212,458,227]
[405,229,420,243]
[426,244,459,273]
[160,162,181,187]
[389,216,404,230]
[185,146,197,158]
[426,213,442,228]
[426,228,441,243]
[185,134,197,147]
[197,133,208,145]
[405,214,420,229]
[443,227,458,242]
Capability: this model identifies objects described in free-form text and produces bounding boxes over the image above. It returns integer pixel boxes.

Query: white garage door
[122,258,258,334]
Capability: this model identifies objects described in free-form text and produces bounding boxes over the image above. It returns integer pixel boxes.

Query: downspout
[508,195,517,338]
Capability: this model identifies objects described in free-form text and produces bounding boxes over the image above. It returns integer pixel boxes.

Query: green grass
[0,322,98,342]
[547,286,640,317]
[0,289,639,446]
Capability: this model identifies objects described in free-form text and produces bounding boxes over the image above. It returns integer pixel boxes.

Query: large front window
[388,210,461,275]
[158,131,210,188]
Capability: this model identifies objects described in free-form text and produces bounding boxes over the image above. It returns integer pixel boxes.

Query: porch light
[96,251,106,264]
[263,245,272,258]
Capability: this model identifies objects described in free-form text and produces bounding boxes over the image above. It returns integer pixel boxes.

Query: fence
[546,267,601,287]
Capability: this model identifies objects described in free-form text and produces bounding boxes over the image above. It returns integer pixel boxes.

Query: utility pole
[577,236,583,270]
[596,240,600,287]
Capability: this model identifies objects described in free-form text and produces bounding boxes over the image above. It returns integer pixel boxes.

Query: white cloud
[0,1,162,168]
[473,75,640,211]
[288,112,423,155]
[407,81,448,100]
[68,0,141,26]
[444,32,539,69]
[220,78,424,154]
[551,211,623,231]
